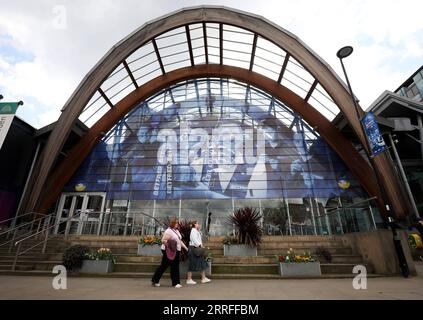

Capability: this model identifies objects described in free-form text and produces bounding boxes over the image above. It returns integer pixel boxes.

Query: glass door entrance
[55,193,106,235]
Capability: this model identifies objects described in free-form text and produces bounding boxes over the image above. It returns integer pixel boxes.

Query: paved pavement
[0,274,423,300]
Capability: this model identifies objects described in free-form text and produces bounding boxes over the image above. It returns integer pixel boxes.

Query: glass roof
[102,78,321,145]
[78,23,340,128]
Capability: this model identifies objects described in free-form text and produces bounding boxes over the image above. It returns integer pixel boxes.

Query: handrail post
[42,225,49,254]
[30,219,35,233]
[8,228,18,253]
[337,209,344,234]
[64,219,68,241]
[36,219,42,240]
[12,242,21,271]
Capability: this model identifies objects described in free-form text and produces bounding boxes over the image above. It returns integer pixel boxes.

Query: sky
[0,0,422,129]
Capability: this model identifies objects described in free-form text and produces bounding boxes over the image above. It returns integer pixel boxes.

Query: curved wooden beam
[26,6,408,219]
[38,65,385,214]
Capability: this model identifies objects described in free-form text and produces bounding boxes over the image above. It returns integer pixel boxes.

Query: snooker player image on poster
[66,88,365,201]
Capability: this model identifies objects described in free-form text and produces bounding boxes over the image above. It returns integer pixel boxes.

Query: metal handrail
[10,210,168,270]
[88,210,165,226]
[11,213,80,270]
[0,212,55,238]
[316,196,378,218]
[0,212,57,254]
[0,211,38,226]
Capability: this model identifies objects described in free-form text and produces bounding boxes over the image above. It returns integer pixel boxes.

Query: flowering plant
[138,235,162,246]
[85,248,116,264]
[276,248,318,263]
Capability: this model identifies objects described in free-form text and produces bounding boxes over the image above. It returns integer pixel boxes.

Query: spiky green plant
[228,207,263,247]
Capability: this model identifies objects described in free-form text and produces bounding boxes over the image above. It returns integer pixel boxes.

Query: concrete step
[1,257,374,276]
[0,269,389,279]
[112,254,364,264]
[112,261,373,275]
[0,253,365,265]
[321,263,374,274]
[0,254,63,261]
[112,262,280,274]
[0,264,36,271]
[258,247,353,255]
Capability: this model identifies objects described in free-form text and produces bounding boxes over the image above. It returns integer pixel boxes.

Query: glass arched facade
[63,78,377,236]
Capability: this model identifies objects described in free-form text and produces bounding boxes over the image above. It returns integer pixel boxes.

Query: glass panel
[65,79,372,236]
[208,199,233,236]
[60,196,73,218]
[86,195,103,218]
[57,195,73,234]
[287,198,315,235]
[73,195,84,218]
[262,199,288,235]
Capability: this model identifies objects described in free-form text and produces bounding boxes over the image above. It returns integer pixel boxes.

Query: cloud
[0,0,422,128]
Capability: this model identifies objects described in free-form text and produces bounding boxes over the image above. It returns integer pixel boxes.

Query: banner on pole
[361,111,388,157]
[0,102,20,150]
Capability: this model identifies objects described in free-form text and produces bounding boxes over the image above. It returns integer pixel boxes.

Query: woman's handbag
[192,246,206,257]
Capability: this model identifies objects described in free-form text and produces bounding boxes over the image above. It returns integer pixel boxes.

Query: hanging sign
[361,112,388,157]
[0,102,21,150]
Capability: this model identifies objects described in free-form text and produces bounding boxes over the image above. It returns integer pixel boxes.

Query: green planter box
[137,244,162,256]
[223,244,257,256]
[279,262,321,277]
[80,260,114,274]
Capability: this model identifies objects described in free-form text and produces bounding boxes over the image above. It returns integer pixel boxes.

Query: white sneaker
[174,284,183,288]
[186,279,197,285]
[152,282,160,287]
[201,277,211,284]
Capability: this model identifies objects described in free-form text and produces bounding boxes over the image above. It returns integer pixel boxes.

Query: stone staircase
[0,235,376,278]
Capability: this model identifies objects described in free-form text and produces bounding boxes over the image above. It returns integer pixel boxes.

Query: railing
[11,213,78,270]
[313,197,380,235]
[52,210,206,237]
[0,212,56,253]
[0,211,37,227]
[10,210,169,270]
[262,197,382,236]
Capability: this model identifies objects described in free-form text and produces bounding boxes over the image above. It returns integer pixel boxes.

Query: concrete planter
[279,262,321,277]
[137,244,162,256]
[80,260,113,274]
[223,244,257,256]
[179,260,212,278]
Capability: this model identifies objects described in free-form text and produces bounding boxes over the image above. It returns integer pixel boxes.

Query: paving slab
[0,274,422,300]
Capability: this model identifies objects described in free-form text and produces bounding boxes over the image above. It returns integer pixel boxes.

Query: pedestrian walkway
[0,274,423,300]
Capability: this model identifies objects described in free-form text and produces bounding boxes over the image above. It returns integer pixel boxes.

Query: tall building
[334,65,423,218]
[395,66,423,102]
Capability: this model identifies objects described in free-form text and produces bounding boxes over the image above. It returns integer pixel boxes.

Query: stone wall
[340,230,416,275]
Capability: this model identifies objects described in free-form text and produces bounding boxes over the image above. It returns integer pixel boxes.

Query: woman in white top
[186,221,211,285]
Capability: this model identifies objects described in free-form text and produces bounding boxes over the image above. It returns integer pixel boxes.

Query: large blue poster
[66,95,365,200]
[361,112,387,157]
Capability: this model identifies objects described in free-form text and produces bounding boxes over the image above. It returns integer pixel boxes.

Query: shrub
[62,245,90,271]
[227,207,263,247]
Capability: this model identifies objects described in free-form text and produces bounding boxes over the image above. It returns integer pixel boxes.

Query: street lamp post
[336,46,410,277]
